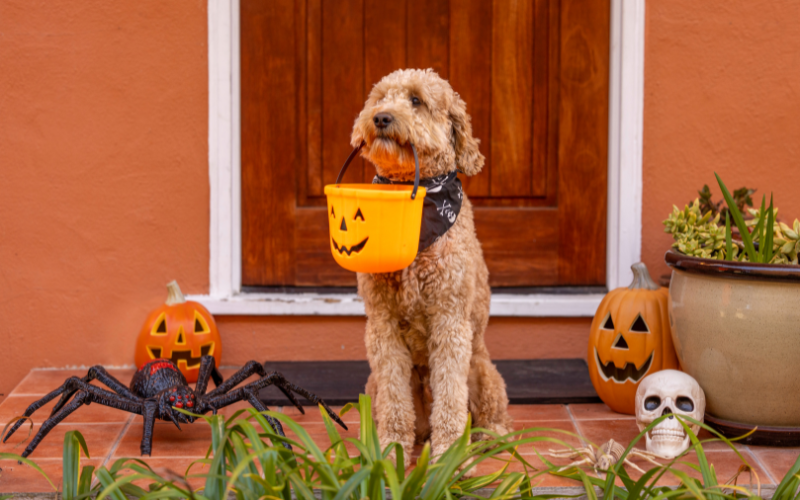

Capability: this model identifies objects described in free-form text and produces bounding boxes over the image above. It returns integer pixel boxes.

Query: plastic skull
[635,369,705,458]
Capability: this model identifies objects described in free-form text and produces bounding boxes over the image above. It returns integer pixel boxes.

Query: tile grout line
[564,405,588,443]
[100,413,136,468]
[746,447,778,485]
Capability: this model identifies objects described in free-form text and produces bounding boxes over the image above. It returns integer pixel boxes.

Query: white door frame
[195,0,644,317]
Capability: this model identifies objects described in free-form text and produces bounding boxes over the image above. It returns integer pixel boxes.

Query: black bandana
[373,171,463,252]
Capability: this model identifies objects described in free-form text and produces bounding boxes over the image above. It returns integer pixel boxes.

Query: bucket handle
[335,140,421,200]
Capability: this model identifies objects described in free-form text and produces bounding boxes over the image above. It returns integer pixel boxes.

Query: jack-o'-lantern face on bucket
[330,203,369,257]
[324,184,426,274]
[134,281,222,383]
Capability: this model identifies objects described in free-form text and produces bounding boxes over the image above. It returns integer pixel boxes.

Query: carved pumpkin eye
[600,314,614,331]
[629,314,650,333]
[330,206,335,218]
[151,313,167,336]
[194,311,210,334]
[354,208,365,221]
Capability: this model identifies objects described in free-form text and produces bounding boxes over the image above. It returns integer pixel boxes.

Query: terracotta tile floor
[1,368,798,493]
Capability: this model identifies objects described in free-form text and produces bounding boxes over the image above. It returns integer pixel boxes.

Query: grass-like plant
[715,173,774,263]
[2,395,800,500]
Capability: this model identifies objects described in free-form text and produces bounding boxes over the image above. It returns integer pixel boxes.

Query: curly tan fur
[353,69,513,465]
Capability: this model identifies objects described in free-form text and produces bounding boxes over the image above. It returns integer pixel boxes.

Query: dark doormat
[258,358,600,406]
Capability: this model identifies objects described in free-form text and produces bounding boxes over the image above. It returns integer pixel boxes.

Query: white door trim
[196,0,644,317]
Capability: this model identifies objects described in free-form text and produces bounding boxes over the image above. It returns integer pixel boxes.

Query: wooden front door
[241,0,609,288]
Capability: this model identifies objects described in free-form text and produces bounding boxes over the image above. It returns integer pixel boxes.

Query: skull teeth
[651,429,686,441]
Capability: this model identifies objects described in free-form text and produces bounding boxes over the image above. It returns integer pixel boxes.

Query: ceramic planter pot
[665,249,800,427]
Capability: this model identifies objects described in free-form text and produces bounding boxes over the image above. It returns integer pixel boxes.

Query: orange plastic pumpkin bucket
[324,142,427,273]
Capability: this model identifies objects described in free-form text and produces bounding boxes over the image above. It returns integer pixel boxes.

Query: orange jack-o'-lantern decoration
[134,281,221,383]
[323,142,426,273]
[588,263,679,414]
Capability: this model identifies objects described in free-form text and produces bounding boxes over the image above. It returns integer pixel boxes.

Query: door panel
[241,0,609,287]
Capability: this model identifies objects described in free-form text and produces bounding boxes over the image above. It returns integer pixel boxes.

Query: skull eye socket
[676,397,694,412]
[644,396,661,411]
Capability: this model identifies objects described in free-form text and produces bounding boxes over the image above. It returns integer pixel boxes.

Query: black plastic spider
[2,356,347,457]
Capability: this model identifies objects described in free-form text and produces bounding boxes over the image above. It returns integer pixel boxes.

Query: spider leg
[18,390,91,457]
[243,392,291,450]
[19,387,142,458]
[204,361,266,399]
[52,366,140,415]
[623,457,648,475]
[218,372,347,430]
[195,355,223,396]
[269,373,347,429]
[555,457,593,473]
[3,376,81,443]
[87,366,139,399]
[268,383,305,414]
[628,449,664,468]
[141,400,158,456]
[549,446,593,459]
[3,375,111,443]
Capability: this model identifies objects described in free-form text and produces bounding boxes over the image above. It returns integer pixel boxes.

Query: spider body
[3,356,346,457]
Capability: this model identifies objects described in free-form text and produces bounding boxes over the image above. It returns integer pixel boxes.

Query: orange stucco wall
[0,1,210,399]
[641,0,800,280]
[2,0,799,401]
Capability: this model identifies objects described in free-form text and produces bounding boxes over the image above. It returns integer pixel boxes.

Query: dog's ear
[350,107,369,148]
[449,93,485,176]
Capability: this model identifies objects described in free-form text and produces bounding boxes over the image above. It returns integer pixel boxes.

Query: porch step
[258,358,600,406]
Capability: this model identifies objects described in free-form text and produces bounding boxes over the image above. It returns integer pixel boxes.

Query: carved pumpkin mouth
[331,237,368,256]
[594,348,653,383]
[148,344,214,370]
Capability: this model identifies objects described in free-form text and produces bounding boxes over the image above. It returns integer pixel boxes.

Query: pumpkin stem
[628,263,660,290]
[165,280,187,305]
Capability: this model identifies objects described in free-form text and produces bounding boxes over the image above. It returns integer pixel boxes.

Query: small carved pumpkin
[588,263,679,414]
[134,281,221,382]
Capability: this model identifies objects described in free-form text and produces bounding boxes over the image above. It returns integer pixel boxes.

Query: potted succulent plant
[663,174,800,445]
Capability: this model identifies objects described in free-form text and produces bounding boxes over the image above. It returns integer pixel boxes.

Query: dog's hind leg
[468,346,514,441]
[467,277,514,442]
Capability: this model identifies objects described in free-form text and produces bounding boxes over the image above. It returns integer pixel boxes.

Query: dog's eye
[411,96,421,106]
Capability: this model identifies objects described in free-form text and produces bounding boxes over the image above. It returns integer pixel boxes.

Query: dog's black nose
[373,112,393,129]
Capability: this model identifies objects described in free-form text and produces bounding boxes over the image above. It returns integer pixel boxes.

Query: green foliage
[663,200,736,260]
[695,184,755,222]
[663,175,799,264]
[6,396,800,500]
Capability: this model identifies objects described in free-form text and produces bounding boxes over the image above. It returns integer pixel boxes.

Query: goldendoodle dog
[352,68,513,465]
